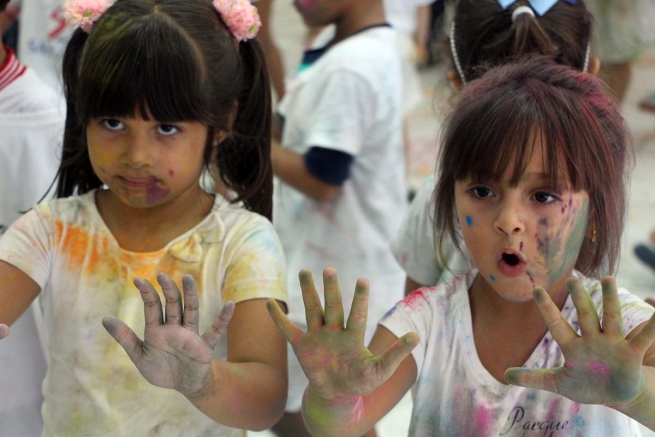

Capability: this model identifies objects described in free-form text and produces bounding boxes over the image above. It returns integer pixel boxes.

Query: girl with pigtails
[0,0,289,435]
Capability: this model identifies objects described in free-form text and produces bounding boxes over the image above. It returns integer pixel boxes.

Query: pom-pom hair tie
[63,0,113,33]
[213,0,262,42]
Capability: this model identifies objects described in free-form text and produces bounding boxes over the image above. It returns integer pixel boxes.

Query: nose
[494,198,525,236]
[120,130,153,169]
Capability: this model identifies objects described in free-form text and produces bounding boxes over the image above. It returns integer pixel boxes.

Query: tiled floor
[255,2,655,436]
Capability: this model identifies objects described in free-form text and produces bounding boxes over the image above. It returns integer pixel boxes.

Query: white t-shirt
[0,192,287,437]
[0,61,64,437]
[380,270,655,437]
[274,25,406,328]
[16,0,73,91]
[383,0,436,36]
[391,176,470,287]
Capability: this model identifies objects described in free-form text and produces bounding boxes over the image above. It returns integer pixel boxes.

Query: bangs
[78,13,213,123]
[441,78,598,193]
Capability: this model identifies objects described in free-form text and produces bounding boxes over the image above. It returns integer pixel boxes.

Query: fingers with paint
[505,277,655,427]
[103,273,235,397]
[267,268,419,401]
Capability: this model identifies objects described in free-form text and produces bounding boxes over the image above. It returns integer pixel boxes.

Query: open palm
[267,268,418,400]
[103,273,234,397]
[505,277,655,406]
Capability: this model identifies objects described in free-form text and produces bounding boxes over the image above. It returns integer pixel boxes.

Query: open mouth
[502,253,520,266]
[496,249,526,278]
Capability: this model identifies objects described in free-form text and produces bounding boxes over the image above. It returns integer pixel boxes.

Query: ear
[447,69,463,91]
[213,101,239,146]
[587,57,600,77]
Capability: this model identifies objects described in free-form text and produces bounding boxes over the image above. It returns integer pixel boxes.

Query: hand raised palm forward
[267,268,419,400]
[504,277,655,407]
[103,273,234,397]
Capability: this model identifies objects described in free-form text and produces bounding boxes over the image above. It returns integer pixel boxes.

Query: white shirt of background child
[274,26,406,329]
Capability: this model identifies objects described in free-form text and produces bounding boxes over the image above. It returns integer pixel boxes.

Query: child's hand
[0,324,8,340]
[102,273,235,397]
[505,277,655,406]
[267,268,419,401]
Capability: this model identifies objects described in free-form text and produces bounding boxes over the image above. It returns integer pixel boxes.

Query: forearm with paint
[608,366,655,430]
[186,359,287,431]
[302,387,369,437]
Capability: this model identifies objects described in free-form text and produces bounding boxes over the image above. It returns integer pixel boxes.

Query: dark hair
[0,0,9,13]
[451,0,592,82]
[434,58,631,277]
[57,0,273,219]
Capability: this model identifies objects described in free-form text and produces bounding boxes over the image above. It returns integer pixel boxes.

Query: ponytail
[214,38,274,220]
[510,10,556,59]
[55,28,103,198]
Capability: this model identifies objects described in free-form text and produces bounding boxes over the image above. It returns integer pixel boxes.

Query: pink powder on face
[297,0,318,11]
[145,183,171,205]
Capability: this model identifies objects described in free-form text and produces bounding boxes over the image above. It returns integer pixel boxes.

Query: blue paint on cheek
[466,216,473,227]
[490,275,495,281]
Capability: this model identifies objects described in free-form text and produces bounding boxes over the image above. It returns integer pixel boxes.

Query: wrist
[303,387,365,436]
[184,359,221,401]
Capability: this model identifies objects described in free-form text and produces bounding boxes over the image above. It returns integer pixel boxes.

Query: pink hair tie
[63,0,113,33]
[213,0,262,42]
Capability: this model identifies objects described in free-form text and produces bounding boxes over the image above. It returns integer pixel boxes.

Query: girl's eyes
[157,124,180,136]
[468,186,495,199]
[101,119,124,131]
[99,120,180,136]
[466,186,561,205]
[532,192,560,204]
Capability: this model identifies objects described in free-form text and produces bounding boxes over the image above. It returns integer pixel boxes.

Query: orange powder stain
[55,221,113,275]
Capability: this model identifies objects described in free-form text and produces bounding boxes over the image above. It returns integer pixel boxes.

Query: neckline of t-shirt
[301,23,392,67]
[86,189,224,258]
[459,270,577,396]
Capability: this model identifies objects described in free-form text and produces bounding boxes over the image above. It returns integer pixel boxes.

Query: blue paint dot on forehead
[490,275,495,281]
[466,216,473,227]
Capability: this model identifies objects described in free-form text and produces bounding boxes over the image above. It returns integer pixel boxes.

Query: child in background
[270,0,405,435]
[252,0,286,99]
[0,0,288,435]
[392,0,599,294]
[269,58,655,437]
[0,0,63,434]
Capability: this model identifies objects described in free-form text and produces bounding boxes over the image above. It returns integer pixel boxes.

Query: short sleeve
[379,288,435,377]
[222,217,287,305]
[303,70,376,156]
[0,205,53,289]
[391,179,440,286]
[617,288,655,335]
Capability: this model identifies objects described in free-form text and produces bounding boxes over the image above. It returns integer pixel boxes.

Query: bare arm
[0,260,41,328]
[271,140,341,201]
[187,298,288,430]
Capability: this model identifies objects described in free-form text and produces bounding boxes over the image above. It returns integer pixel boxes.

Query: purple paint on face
[520,241,524,251]
[535,234,543,250]
[168,169,175,177]
[297,0,318,11]
[538,217,549,227]
[146,183,171,205]
[561,206,565,214]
